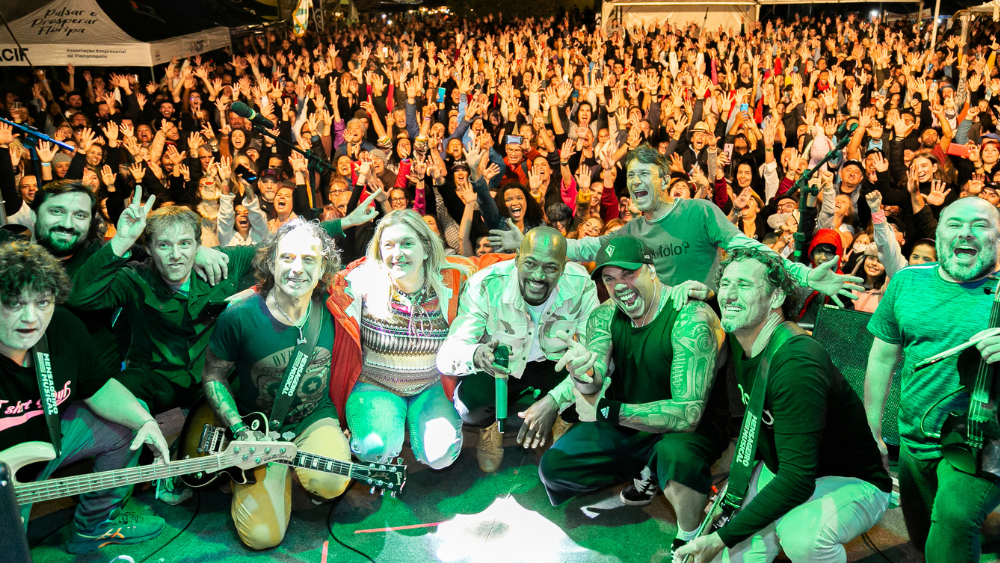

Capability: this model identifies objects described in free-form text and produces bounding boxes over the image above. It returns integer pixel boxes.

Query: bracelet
[871,209,886,224]
[41,162,51,167]
[596,398,623,425]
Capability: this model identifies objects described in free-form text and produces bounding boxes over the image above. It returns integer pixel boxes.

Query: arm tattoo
[202,349,241,427]
[587,300,617,386]
[619,302,724,434]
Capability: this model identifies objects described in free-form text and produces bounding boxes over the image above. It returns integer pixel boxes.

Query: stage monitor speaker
[813,305,903,446]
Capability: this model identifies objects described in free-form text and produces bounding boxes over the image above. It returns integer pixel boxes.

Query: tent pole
[930,0,941,51]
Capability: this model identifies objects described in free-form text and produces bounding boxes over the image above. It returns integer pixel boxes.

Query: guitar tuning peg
[396,457,403,465]
[370,486,376,495]
[380,489,385,497]
[391,492,397,498]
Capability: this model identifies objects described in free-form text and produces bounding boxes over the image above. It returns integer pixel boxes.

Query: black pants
[453,359,570,428]
[116,368,203,416]
[538,414,731,506]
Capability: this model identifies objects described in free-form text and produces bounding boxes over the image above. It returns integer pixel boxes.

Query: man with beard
[438,227,599,472]
[201,219,351,549]
[865,197,1000,562]
[677,247,890,563]
[537,235,731,557]
[490,144,863,297]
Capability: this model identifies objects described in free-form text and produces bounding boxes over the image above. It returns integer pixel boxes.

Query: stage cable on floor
[861,531,894,563]
[140,492,201,563]
[327,481,375,563]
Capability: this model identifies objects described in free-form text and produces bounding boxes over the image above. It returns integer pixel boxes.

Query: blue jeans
[346,381,463,470]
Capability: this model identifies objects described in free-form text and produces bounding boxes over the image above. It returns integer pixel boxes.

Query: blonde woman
[325,210,475,469]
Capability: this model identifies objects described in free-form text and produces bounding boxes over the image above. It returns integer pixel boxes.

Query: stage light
[431,497,592,562]
[388,20,393,25]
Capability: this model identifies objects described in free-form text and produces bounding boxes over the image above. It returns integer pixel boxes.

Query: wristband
[41,162,51,167]
[871,209,886,224]
[595,398,622,425]
[229,421,248,435]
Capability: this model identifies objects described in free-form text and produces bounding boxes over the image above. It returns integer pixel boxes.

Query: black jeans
[453,359,570,428]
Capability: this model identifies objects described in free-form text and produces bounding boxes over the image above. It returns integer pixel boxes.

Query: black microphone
[230,101,275,130]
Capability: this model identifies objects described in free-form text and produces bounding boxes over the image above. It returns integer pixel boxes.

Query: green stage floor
[24,410,1000,563]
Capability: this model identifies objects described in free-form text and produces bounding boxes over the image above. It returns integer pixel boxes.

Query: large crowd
[2,8,1000,562]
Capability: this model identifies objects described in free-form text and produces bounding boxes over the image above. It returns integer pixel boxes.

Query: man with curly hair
[200,218,352,550]
[676,247,891,563]
[0,242,170,554]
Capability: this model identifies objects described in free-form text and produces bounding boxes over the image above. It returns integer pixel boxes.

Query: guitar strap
[31,334,62,457]
[722,321,807,513]
[269,302,323,432]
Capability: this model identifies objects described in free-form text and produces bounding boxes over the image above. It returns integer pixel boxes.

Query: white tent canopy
[602,0,922,34]
[0,0,231,67]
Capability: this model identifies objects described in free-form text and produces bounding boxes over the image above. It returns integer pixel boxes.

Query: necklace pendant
[297,337,307,345]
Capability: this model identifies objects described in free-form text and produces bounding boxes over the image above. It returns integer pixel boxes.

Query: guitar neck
[15,453,244,506]
[286,450,357,478]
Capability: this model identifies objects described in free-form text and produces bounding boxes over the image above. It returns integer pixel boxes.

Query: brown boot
[477,421,504,473]
[551,415,573,444]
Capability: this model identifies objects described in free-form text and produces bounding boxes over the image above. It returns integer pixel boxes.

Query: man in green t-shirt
[202,218,351,551]
[866,197,1000,563]
[677,247,891,563]
[488,145,863,297]
[539,235,731,557]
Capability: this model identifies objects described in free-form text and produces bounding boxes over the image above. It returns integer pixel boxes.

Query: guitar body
[178,398,265,489]
[0,442,58,481]
[940,345,1000,479]
[178,397,407,494]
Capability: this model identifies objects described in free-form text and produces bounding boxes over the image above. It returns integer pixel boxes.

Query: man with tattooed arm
[537,235,731,556]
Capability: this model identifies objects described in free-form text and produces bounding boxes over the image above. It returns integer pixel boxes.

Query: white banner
[0,0,231,67]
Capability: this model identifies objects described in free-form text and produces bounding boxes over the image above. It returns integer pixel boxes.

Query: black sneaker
[620,465,659,506]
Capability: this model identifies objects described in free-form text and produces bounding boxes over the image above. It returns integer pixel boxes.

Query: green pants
[898,442,1000,563]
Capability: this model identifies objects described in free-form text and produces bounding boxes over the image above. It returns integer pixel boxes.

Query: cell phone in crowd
[723,143,734,162]
[740,103,749,112]
[437,87,446,103]
[233,164,257,183]
[947,143,971,159]
[507,135,523,145]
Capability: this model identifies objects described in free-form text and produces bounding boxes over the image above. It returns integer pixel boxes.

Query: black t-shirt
[717,334,892,547]
[0,308,113,453]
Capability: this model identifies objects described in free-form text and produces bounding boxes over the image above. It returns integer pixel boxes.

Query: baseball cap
[451,159,470,173]
[842,159,864,173]
[260,168,281,182]
[370,149,389,163]
[591,235,654,281]
[981,133,1000,147]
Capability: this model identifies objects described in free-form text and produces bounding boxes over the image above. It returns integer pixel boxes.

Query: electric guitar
[178,398,406,495]
[936,276,1000,478]
[0,438,295,508]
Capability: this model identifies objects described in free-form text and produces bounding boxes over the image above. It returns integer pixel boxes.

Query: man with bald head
[866,197,1000,562]
[438,227,599,472]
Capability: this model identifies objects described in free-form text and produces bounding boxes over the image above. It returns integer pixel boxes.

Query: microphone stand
[251,124,331,175]
[791,124,857,265]
[0,116,78,227]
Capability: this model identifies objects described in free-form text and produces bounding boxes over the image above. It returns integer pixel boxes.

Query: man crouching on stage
[0,241,169,554]
[201,219,351,550]
[676,247,891,562]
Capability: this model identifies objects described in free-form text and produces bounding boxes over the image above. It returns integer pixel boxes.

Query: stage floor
[25,408,1000,563]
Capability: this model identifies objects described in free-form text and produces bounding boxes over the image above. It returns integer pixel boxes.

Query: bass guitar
[0,438,295,509]
[178,398,406,495]
[935,276,1000,478]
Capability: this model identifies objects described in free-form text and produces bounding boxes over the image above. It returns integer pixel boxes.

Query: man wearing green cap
[536,234,731,555]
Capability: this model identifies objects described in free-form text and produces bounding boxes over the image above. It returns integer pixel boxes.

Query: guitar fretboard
[16,453,243,505]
